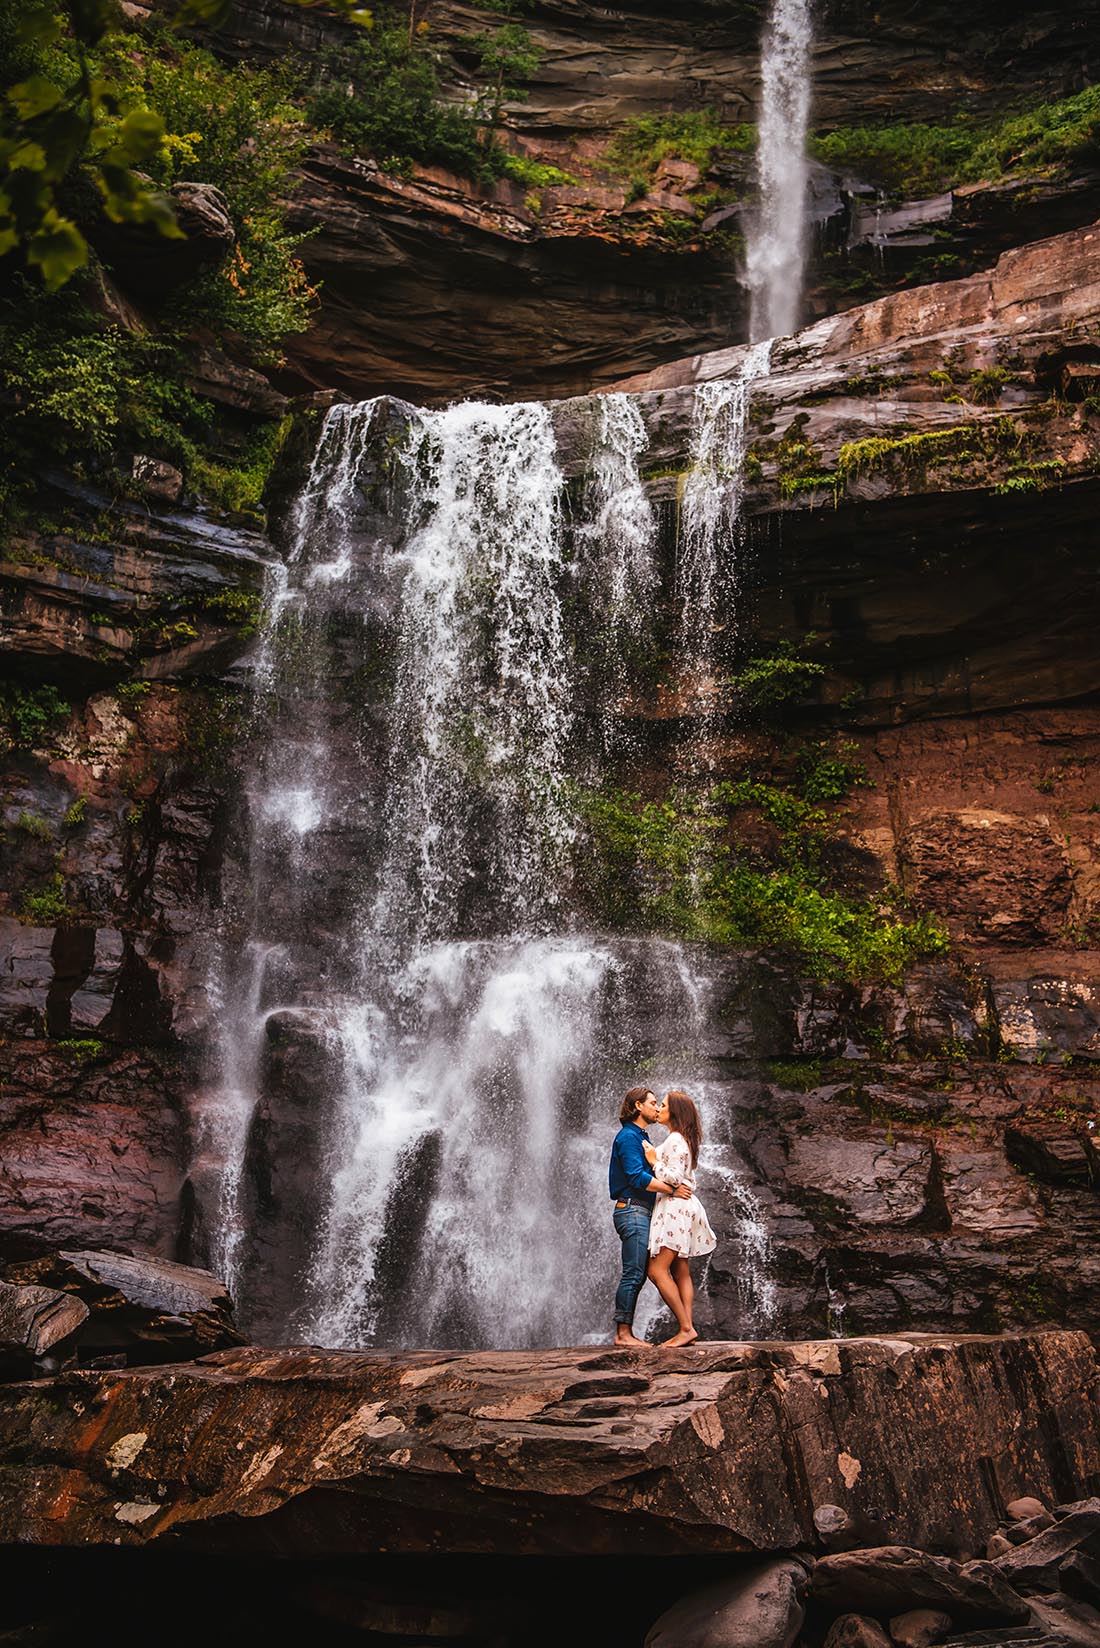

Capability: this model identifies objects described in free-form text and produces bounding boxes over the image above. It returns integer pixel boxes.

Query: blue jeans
[613,1203,651,1326]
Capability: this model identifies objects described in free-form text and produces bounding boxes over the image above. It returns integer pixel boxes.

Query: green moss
[764,1059,823,1092]
[968,366,1015,405]
[115,681,151,703]
[54,1037,105,1064]
[780,471,840,499]
[607,110,755,179]
[499,155,578,188]
[19,871,70,925]
[993,460,1066,495]
[836,418,1021,483]
[14,809,53,841]
[62,796,87,828]
[200,589,263,635]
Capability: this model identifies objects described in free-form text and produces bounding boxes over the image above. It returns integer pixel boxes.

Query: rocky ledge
[3,1330,1098,1560]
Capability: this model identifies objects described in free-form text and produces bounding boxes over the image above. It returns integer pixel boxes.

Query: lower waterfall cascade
[195,384,778,1349]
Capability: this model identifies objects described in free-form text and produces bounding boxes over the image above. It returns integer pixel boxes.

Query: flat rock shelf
[4,1330,1098,1555]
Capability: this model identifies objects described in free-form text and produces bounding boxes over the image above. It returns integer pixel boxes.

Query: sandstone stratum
[2,1331,1097,1554]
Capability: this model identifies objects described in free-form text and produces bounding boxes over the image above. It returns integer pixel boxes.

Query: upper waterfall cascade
[196,386,776,1350]
[747,0,814,341]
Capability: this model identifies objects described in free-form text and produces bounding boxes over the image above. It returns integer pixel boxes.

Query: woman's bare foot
[661,1327,699,1348]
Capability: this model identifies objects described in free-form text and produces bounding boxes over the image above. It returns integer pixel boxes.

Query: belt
[613,1198,652,1211]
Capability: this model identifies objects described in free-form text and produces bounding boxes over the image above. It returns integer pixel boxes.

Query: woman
[643,1089,716,1347]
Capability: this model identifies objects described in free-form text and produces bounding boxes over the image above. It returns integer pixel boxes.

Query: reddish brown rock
[811,1548,1028,1626]
[0,1331,1096,1555]
[0,1042,186,1256]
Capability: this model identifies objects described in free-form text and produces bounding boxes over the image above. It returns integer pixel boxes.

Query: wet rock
[812,1549,1029,1627]
[1006,1500,1049,1522]
[0,920,53,1037]
[644,1559,810,1648]
[131,455,184,504]
[3,1249,241,1364]
[0,1279,88,1367]
[0,1332,1097,1554]
[889,1610,953,1647]
[0,1042,186,1255]
[992,976,1100,1065]
[824,1618,892,1648]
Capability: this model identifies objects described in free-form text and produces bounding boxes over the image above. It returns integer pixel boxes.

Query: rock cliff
[3,225,1100,1345]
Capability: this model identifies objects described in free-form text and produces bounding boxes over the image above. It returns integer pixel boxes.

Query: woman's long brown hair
[666,1088,702,1167]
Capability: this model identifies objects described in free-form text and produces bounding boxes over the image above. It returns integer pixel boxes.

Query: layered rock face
[176,0,1100,401]
[3,1331,1096,1554]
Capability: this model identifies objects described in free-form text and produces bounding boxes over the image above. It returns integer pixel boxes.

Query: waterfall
[370,400,573,948]
[746,0,814,342]
[677,340,772,687]
[197,390,777,1350]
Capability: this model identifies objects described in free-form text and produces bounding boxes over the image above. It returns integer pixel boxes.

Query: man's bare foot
[614,1330,650,1349]
[661,1327,699,1348]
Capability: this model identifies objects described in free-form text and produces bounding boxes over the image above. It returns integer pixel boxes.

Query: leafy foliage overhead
[0,0,368,287]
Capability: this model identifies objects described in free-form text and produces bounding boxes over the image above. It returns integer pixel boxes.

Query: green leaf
[26,212,87,288]
[67,0,118,46]
[173,0,234,26]
[6,141,48,171]
[16,8,63,46]
[119,108,165,163]
[8,75,64,120]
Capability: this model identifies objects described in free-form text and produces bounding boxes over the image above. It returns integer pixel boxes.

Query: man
[609,1085,691,1348]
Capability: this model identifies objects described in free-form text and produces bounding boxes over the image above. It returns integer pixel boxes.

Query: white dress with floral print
[648,1132,717,1258]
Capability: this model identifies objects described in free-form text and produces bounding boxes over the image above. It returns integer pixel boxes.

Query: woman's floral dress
[648,1132,717,1258]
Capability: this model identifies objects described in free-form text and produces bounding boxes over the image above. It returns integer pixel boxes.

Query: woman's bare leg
[672,1256,694,1332]
[647,1248,689,1334]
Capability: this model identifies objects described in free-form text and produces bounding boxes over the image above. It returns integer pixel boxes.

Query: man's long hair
[666,1088,703,1167]
[620,1085,652,1125]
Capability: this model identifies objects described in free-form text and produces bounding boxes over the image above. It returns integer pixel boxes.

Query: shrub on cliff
[575,779,949,983]
[813,83,1100,199]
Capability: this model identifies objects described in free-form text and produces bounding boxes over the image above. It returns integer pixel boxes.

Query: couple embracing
[609,1085,716,1348]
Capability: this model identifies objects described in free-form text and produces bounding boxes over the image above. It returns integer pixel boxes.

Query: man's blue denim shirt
[609,1120,655,1211]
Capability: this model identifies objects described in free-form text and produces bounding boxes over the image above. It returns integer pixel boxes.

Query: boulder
[0,1280,88,1369]
[816,1504,860,1550]
[1005,1512,1057,1545]
[988,1505,1100,1592]
[1061,1551,1100,1612]
[1005,1499,1049,1522]
[97,179,235,296]
[812,1549,1029,1627]
[824,1618,892,1648]
[2,1249,241,1364]
[888,1609,952,1647]
[644,1559,809,1648]
[131,455,184,505]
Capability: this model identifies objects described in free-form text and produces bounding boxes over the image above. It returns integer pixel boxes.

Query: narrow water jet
[746,0,814,341]
[677,340,773,692]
